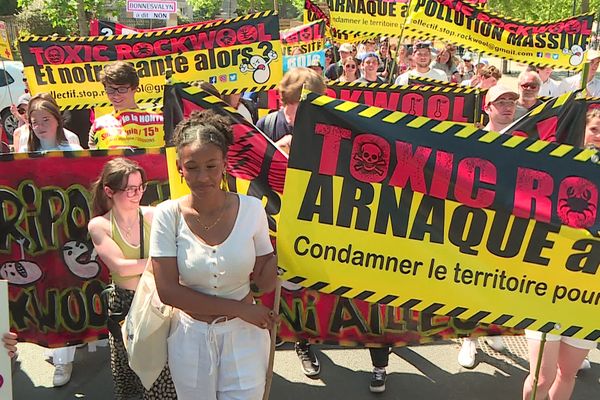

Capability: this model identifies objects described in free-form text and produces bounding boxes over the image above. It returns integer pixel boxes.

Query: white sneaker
[53,363,73,387]
[580,357,591,370]
[458,338,478,369]
[485,336,506,352]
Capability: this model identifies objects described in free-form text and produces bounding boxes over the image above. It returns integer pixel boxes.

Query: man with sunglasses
[514,70,543,120]
[88,61,164,149]
[394,41,447,86]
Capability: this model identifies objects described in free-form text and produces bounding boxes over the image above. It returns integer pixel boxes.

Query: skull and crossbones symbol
[353,142,386,176]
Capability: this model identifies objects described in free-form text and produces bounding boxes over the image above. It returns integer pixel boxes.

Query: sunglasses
[17,107,27,115]
[118,183,148,198]
[105,86,132,95]
[325,53,332,58]
[520,83,539,90]
[345,64,357,69]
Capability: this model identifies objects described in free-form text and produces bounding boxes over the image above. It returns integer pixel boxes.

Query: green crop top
[109,209,151,285]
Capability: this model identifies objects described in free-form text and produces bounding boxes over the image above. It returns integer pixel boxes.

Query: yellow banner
[0,21,13,60]
[327,0,409,36]
[18,12,283,109]
[91,108,164,149]
[405,0,594,71]
[278,91,600,340]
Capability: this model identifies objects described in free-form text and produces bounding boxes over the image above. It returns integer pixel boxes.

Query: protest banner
[507,91,586,146]
[326,82,481,123]
[19,12,283,110]
[0,149,169,347]
[404,0,594,71]
[90,107,165,149]
[278,91,600,341]
[0,21,13,60]
[163,83,517,344]
[303,0,367,43]
[0,281,12,400]
[327,0,409,37]
[281,20,327,73]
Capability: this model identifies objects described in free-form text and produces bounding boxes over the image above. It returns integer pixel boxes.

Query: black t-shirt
[256,109,293,142]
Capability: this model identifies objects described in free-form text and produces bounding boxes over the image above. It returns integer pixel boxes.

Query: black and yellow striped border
[330,80,482,95]
[0,145,165,162]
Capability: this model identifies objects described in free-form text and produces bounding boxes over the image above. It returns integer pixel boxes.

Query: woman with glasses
[324,49,334,69]
[336,57,361,83]
[88,157,176,399]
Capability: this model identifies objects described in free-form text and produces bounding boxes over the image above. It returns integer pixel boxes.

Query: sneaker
[369,367,387,393]
[295,342,320,377]
[484,336,506,352]
[458,338,477,369]
[53,363,73,387]
[580,357,591,370]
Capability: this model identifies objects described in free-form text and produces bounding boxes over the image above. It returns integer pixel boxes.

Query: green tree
[487,0,600,20]
[17,0,124,36]
[236,0,303,18]
[187,0,222,20]
[0,0,19,15]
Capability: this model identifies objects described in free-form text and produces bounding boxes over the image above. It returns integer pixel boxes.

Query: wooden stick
[262,279,282,400]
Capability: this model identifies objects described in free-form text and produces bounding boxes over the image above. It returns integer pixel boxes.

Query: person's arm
[3,332,17,359]
[150,201,276,328]
[88,214,148,277]
[250,202,277,292]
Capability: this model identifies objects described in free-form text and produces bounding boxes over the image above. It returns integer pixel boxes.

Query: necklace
[115,212,138,238]
[195,197,227,231]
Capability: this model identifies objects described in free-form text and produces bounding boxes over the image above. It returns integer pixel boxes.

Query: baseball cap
[477,59,489,66]
[339,43,354,53]
[360,52,381,64]
[17,93,31,106]
[588,49,600,61]
[486,84,518,106]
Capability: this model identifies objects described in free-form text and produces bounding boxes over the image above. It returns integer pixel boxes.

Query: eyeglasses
[520,83,539,90]
[492,99,517,107]
[345,64,356,69]
[17,107,26,115]
[105,86,132,95]
[118,183,148,197]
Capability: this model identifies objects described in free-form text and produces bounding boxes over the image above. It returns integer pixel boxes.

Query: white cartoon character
[240,51,278,84]
[61,240,101,279]
[0,238,43,286]
[564,45,585,66]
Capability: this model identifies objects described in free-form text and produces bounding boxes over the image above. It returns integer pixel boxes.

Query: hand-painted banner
[18,12,283,109]
[91,107,165,149]
[259,287,520,346]
[327,0,409,36]
[326,82,481,123]
[405,0,594,71]
[281,20,327,73]
[278,91,600,341]
[0,149,170,347]
[0,21,13,60]
[163,84,518,344]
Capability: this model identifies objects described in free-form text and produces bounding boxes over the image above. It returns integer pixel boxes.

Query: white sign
[0,281,12,400]
[127,0,177,13]
[133,11,169,19]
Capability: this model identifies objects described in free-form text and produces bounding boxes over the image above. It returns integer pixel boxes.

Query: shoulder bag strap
[139,208,144,259]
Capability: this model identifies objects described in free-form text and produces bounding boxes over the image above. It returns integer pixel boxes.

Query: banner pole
[529,331,547,400]
[262,278,282,400]
[389,0,413,84]
[581,60,590,95]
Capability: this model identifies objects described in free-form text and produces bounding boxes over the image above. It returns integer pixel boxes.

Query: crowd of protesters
[2,31,600,400]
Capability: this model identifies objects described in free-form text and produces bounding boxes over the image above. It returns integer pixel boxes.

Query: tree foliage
[16,0,124,35]
[236,0,303,19]
[186,0,222,20]
[487,0,600,20]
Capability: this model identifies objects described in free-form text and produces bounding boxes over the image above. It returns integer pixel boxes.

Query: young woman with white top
[150,109,278,400]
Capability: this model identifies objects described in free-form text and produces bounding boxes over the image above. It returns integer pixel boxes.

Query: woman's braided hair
[172,109,234,156]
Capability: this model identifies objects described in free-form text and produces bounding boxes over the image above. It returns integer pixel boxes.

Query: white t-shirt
[557,73,600,97]
[149,194,273,301]
[18,126,81,152]
[394,68,448,86]
[539,78,560,97]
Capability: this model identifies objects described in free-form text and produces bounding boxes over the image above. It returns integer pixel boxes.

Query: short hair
[480,65,502,80]
[518,70,542,86]
[278,67,326,106]
[172,109,234,158]
[586,107,600,123]
[27,93,67,151]
[100,61,139,88]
